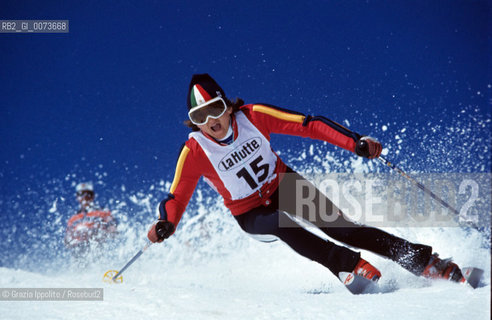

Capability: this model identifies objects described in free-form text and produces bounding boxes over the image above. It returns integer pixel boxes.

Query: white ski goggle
[188,97,228,125]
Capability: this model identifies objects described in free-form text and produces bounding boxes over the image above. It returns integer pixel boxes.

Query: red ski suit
[160,104,361,227]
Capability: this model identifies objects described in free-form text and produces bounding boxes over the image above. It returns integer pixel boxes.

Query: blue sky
[0,0,489,197]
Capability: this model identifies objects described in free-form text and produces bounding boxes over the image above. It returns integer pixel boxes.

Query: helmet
[76,182,94,196]
[187,74,226,110]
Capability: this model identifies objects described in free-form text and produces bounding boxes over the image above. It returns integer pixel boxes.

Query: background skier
[65,182,118,257]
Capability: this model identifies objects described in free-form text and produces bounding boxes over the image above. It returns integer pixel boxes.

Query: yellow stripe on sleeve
[170,146,191,194]
[252,105,305,123]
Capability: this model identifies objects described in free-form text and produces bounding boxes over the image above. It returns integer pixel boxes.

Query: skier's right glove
[147,220,175,243]
[355,136,382,159]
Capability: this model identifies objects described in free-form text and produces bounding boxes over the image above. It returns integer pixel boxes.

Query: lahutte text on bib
[218,137,262,171]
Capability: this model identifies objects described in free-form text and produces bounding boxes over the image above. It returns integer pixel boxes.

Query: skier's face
[197,107,233,140]
[77,191,94,207]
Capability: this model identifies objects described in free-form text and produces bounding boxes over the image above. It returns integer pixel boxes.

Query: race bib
[190,111,277,200]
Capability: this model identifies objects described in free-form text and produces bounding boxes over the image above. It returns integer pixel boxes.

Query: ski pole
[111,240,153,282]
[377,156,460,216]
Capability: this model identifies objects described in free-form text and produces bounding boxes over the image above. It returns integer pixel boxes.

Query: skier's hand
[147,220,175,243]
[355,136,382,159]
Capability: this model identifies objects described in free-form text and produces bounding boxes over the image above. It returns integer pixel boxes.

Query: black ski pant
[234,168,432,277]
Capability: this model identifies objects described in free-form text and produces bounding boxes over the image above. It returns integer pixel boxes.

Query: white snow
[48,199,58,213]
[0,211,489,320]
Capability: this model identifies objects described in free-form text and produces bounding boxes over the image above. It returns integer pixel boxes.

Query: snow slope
[0,198,490,320]
[0,238,489,320]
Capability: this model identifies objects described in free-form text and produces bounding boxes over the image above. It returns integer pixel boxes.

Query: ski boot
[339,258,381,294]
[421,253,464,283]
[353,258,382,281]
[421,252,484,288]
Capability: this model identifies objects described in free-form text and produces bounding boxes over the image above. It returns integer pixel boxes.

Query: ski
[461,267,484,289]
[339,272,378,295]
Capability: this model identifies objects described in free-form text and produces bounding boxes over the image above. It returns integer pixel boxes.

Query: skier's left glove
[147,220,175,243]
[355,136,382,159]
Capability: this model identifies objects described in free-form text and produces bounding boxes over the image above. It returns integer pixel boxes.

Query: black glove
[355,136,382,159]
[147,220,175,243]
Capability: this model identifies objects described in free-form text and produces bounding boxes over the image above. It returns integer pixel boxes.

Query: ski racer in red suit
[148,74,467,292]
[65,182,118,256]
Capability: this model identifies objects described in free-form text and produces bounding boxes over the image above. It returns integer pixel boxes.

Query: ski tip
[461,267,484,289]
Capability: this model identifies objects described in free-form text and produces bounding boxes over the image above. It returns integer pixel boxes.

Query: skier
[147,74,467,292]
[65,182,118,257]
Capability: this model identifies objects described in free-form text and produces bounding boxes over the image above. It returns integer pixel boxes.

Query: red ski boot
[421,253,465,283]
[352,258,382,282]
